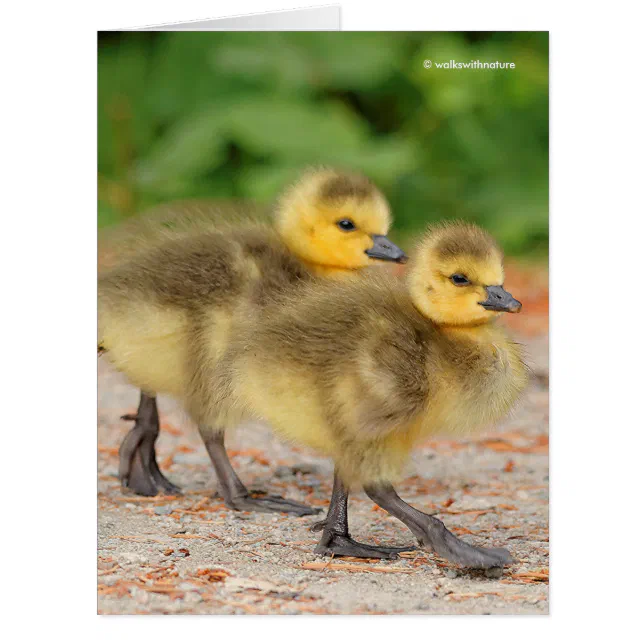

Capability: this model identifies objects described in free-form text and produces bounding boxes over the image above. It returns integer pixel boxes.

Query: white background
[2,1,642,640]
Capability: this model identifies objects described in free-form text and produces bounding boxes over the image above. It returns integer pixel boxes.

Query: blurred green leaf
[98,31,549,256]
[225,99,369,159]
[210,35,313,94]
[238,165,305,202]
[133,105,228,189]
[298,32,405,90]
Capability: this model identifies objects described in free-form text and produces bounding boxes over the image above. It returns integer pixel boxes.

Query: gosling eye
[337,219,357,232]
[450,274,470,286]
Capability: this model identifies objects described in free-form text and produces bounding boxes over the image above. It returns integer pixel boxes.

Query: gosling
[98,168,406,509]
[205,222,528,568]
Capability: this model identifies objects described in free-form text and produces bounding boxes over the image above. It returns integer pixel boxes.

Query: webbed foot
[311,472,417,560]
[310,519,415,557]
[418,520,512,568]
[118,395,181,497]
[200,429,318,516]
[365,483,512,570]
[314,532,414,559]
[227,492,320,516]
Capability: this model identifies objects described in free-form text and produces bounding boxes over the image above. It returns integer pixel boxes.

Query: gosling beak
[365,235,408,264]
[479,285,522,313]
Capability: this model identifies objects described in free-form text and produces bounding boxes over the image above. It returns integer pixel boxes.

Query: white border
[3,1,643,640]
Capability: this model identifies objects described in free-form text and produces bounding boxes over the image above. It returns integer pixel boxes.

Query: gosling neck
[437,318,503,341]
[300,260,359,279]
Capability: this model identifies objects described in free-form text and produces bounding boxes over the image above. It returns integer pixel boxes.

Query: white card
[131,5,341,31]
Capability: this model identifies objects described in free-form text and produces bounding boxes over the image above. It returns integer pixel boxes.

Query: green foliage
[98,31,548,256]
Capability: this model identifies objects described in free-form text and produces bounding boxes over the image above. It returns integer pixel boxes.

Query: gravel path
[98,334,548,615]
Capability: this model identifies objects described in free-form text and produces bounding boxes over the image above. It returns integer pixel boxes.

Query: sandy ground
[98,334,548,615]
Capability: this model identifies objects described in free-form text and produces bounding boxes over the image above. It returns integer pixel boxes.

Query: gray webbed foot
[311,519,415,556]
[365,483,512,570]
[312,472,417,559]
[314,533,405,559]
[200,429,318,516]
[227,492,320,516]
[420,518,513,568]
[118,395,181,497]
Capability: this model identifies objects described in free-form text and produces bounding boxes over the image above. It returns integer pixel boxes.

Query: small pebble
[178,582,198,591]
[120,552,148,564]
[154,505,172,515]
[485,567,504,579]
[444,569,459,579]
[185,592,203,603]
[274,463,320,478]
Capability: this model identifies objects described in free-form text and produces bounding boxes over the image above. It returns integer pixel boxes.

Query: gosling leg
[200,429,320,516]
[364,482,512,569]
[312,470,416,559]
[118,392,181,496]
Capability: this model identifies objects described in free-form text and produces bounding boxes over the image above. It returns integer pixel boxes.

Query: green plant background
[98,31,548,257]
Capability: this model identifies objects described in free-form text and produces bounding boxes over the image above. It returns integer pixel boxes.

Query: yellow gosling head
[274,168,407,273]
[408,222,522,327]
